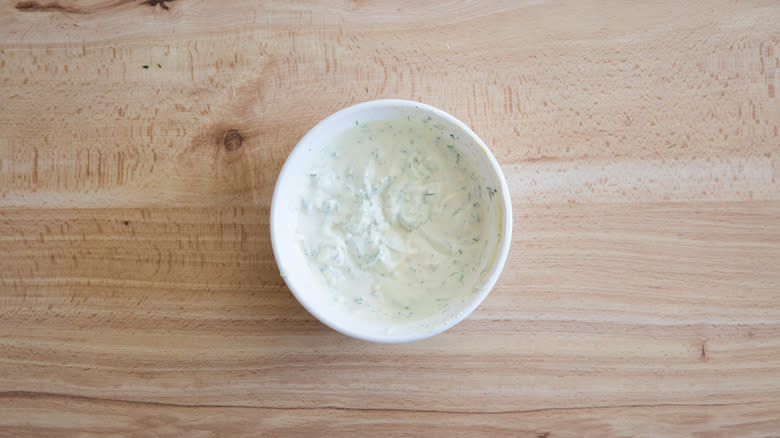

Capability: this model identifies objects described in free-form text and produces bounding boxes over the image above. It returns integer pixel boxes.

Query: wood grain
[3,394,780,438]
[1,0,779,436]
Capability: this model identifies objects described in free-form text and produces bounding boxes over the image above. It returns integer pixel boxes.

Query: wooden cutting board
[1,0,779,436]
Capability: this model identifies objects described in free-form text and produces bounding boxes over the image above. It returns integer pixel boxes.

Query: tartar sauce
[296,115,494,322]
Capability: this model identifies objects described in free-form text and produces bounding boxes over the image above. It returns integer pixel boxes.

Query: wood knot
[144,0,173,10]
[223,129,243,151]
[700,341,708,361]
[15,1,78,13]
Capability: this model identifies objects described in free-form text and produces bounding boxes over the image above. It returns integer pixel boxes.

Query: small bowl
[271,99,511,342]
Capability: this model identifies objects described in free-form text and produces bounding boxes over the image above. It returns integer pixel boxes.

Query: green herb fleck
[365,87,368,93]
[424,192,435,196]
[355,120,359,126]
[450,133,456,140]
[486,186,496,200]
[456,152,460,164]
[157,63,162,68]
[667,143,677,149]
[142,65,149,69]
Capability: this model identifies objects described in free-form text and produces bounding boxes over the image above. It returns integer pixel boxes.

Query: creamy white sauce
[296,116,494,322]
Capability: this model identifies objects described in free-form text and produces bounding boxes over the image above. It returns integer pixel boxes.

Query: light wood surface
[1,0,779,436]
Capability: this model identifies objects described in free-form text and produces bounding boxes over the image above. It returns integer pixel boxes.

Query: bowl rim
[270,99,512,343]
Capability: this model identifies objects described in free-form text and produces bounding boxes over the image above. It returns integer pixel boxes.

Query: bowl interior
[271,100,511,342]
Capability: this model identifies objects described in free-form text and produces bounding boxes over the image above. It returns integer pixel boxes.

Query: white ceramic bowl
[270,99,511,342]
